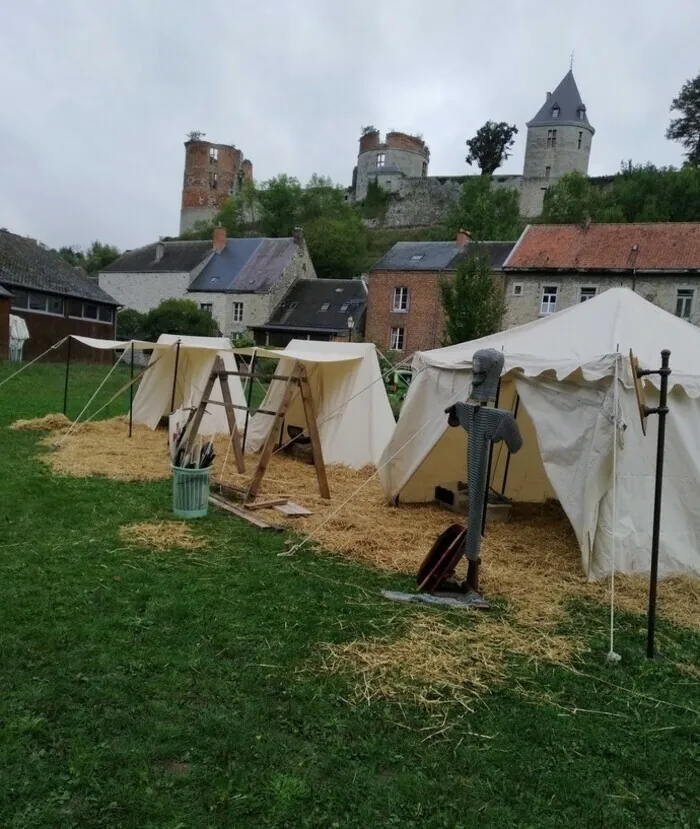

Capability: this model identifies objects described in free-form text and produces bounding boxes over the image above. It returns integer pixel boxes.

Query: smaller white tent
[242,340,395,469]
[380,288,700,580]
[131,334,246,434]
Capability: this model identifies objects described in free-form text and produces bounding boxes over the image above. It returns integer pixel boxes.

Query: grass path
[0,361,698,828]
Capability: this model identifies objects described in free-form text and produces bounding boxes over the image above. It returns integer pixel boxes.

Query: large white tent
[131,334,246,434]
[242,340,395,469]
[380,288,700,580]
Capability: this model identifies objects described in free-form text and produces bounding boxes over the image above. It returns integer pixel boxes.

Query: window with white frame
[200,303,213,314]
[579,286,597,302]
[13,290,65,316]
[376,152,386,168]
[676,289,694,320]
[390,326,405,351]
[393,286,409,312]
[232,302,244,322]
[540,285,558,315]
[512,283,523,297]
[209,147,218,163]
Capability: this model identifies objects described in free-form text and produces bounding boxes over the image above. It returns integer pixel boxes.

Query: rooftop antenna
[570,50,575,71]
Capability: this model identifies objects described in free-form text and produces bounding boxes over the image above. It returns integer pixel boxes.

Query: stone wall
[502,272,700,329]
[522,123,593,181]
[355,130,429,201]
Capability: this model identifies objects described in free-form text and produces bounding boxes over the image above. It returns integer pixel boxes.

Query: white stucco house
[99,227,317,338]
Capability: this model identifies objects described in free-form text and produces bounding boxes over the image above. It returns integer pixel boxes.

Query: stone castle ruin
[348,70,594,227]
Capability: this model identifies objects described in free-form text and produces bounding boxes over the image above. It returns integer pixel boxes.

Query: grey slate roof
[189,238,297,293]
[253,279,367,333]
[371,242,459,271]
[0,284,11,298]
[452,241,516,271]
[527,70,592,129]
[103,237,298,295]
[0,230,119,305]
[101,240,212,274]
[371,240,516,272]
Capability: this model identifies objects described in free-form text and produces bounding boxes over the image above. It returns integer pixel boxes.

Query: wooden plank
[298,366,331,500]
[211,479,246,500]
[274,501,313,517]
[246,363,302,501]
[209,494,284,531]
[244,498,289,511]
[217,358,246,474]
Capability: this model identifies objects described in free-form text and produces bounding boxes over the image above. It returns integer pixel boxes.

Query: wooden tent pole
[128,342,135,438]
[298,365,330,499]
[169,339,181,414]
[63,337,72,415]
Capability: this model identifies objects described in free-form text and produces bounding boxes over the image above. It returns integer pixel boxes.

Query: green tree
[142,299,220,339]
[540,171,604,224]
[666,73,700,165]
[57,241,120,273]
[116,308,146,340]
[214,195,244,235]
[446,176,522,240]
[466,121,518,174]
[257,175,303,236]
[440,249,505,345]
[303,215,368,280]
[58,246,86,269]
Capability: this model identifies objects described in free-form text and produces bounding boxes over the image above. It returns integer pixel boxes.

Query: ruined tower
[179,136,253,234]
[520,70,594,215]
[353,129,430,201]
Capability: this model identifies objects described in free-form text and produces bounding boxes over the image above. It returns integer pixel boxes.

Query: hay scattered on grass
[120,521,205,551]
[322,613,587,709]
[11,413,73,431]
[27,420,700,633]
[40,417,171,481]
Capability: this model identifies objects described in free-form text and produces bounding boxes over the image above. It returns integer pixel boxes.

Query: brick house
[502,223,700,328]
[250,278,367,347]
[0,229,119,362]
[365,231,515,354]
[100,227,316,340]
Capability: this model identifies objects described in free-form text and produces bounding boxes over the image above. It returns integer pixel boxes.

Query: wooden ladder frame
[181,357,330,503]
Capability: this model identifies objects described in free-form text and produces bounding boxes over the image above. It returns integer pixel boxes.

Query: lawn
[0,360,699,829]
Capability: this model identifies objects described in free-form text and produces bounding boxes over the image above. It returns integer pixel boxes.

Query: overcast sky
[1,0,698,251]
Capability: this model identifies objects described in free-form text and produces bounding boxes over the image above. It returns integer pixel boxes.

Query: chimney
[155,241,165,262]
[546,91,552,100]
[294,226,304,246]
[455,228,471,249]
[212,225,227,253]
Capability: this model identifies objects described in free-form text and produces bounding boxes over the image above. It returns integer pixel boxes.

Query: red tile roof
[505,224,700,271]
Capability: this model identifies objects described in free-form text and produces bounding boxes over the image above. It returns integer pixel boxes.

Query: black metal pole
[646,349,671,659]
[63,337,72,415]
[242,349,257,452]
[128,343,135,438]
[500,393,520,496]
[169,340,181,414]
[481,379,501,536]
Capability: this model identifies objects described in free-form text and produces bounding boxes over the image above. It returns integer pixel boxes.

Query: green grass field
[1,360,699,829]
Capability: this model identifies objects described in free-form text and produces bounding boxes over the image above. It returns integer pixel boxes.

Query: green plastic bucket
[172,465,211,518]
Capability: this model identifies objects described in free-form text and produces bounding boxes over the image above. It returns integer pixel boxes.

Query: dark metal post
[63,337,72,415]
[500,393,520,496]
[169,340,181,414]
[646,349,671,659]
[242,349,257,452]
[128,343,135,438]
[480,379,501,536]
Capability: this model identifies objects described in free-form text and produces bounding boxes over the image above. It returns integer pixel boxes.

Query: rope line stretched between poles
[0,337,68,391]
[60,351,128,443]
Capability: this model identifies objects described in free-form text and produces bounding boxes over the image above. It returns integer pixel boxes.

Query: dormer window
[552,106,560,119]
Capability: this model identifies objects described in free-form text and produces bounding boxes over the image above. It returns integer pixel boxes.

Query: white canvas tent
[130,334,246,434]
[242,340,395,469]
[380,288,700,580]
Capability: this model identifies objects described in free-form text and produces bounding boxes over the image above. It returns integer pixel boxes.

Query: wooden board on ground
[274,500,313,517]
[244,498,289,511]
[209,494,285,531]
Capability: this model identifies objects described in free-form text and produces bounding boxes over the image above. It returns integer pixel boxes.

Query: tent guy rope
[0,336,68,390]
[60,350,127,443]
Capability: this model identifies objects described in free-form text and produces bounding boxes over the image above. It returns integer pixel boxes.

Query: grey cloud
[0,0,697,250]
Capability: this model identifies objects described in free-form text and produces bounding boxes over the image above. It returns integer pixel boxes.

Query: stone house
[502,223,700,328]
[0,229,119,362]
[250,278,367,347]
[100,227,317,339]
[365,230,515,355]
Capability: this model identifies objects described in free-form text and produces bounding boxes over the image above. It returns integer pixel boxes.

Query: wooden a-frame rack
[177,355,330,504]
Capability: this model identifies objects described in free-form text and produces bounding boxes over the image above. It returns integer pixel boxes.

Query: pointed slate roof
[527,70,593,131]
